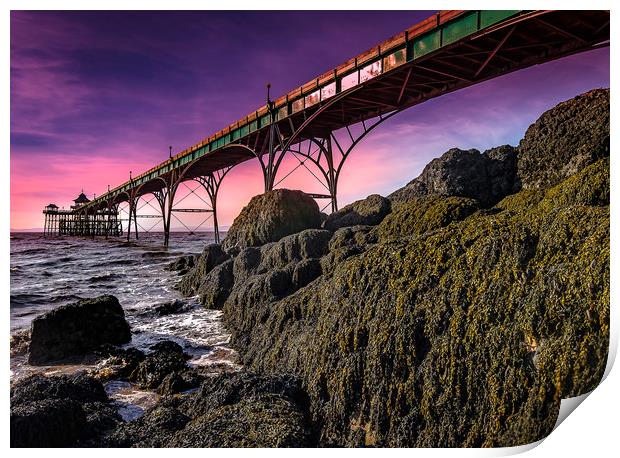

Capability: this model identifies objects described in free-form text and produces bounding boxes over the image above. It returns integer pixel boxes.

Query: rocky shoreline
[10,88,610,447]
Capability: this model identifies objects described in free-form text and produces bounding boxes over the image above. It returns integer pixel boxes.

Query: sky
[10,11,610,231]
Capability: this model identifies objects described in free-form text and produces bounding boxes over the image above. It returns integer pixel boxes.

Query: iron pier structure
[42,10,610,246]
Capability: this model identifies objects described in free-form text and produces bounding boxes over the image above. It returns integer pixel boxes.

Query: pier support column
[194,166,232,244]
[163,171,180,248]
[126,192,139,242]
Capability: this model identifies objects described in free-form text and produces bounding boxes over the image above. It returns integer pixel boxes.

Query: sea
[10,231,238,420]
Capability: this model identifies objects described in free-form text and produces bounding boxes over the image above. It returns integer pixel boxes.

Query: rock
[323,194,391,230]
[328,225,377,251]
[28,295,131,365]
[178,371,309,418]
[11,398,87,447]
[485,145,518,199]
[224,230,334,313]
[167,255,195,275]
[222,156,609,446]
[153,299,186,316]
[389,146,517,206]
[157,369,203,396]
[222,189,321,253]
[102,405,190,447]
[197,259,235,309]
[171,395,311,447]
[10,373,119,447]
[129,340,189,390]
[177,244,229,296]
[171,372,313,447]
[233,246,263,283]
[99,371,314,447]
[150,340,184,354]
[516,88,609,190]
[10,328,30,357]
[255,229,332,274]
[377,196,480,241]
[292,259,322,290]
[94,346,146,381]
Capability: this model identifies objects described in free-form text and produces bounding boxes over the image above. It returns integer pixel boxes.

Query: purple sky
[10,11,610,230]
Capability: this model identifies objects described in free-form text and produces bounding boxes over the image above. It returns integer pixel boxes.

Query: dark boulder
[11,373,109,406]
[11,398,87,447]
[485,145,518,199]
[516,88,609,190]
[232,246,263,283]
[222,189,321,253]
[171,372,313,447]
[197,259,235,309]
[177,244,230,296]
[158,369,203,396]
[153,299,187,316]
[129,340,189,390]
[170,395,312,447]
[292,258,322,290]
[323,194,391,230]
[389,146,517,206]
[100,371,313,447]
[10,373,119,447]
[102,405,190,447]
[28,295,131,365]
[222,157,610,446]
[94,346,146,381]
[256,229,332,273]
[167,254,195,275]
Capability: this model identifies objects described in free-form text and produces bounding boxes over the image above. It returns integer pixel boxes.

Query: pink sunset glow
[10,11,609,231]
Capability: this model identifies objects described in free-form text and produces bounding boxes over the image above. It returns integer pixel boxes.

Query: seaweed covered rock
[171,395,311,447]
[377,196,480,241]
[223,157,609,447]
[129,341,190,391]
[516,88,609,190]
[101,405,190,447]
[197,259,235,309]
[167,254,195,275]
[172,372,313,447]
[224,229,332,312]
[323,194,391,231]
[222,189,321,253]
[102,371,314,447]
[28,295,131,365]
[152,299,187,316]
[10,373,119,447]
[11,398,86,448]
[177,244,229,296]
[93,346,146,381]
[389,146,517,206]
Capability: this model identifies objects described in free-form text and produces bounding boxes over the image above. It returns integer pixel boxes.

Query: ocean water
[10,231,238,419]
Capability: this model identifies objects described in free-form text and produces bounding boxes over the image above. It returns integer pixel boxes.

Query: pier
[42,10,610,246]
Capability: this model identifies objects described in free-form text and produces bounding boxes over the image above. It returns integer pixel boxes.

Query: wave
[86,273,125,284]
[10,293,46,308]
[16,248,47,255]
[99,259,140,267]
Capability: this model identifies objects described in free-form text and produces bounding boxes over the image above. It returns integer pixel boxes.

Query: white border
[4,1,617,455]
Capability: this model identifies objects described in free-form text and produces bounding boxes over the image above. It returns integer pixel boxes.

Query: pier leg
[126,200,133,242]
[133,205,139,240]
[194,167,232,245]
[163,177,179,248]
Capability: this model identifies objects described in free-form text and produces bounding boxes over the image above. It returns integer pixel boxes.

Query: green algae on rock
[222,189,322,254]
[223,158,609,447]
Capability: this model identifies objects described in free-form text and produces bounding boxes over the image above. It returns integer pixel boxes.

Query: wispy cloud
[10,11,609,230]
